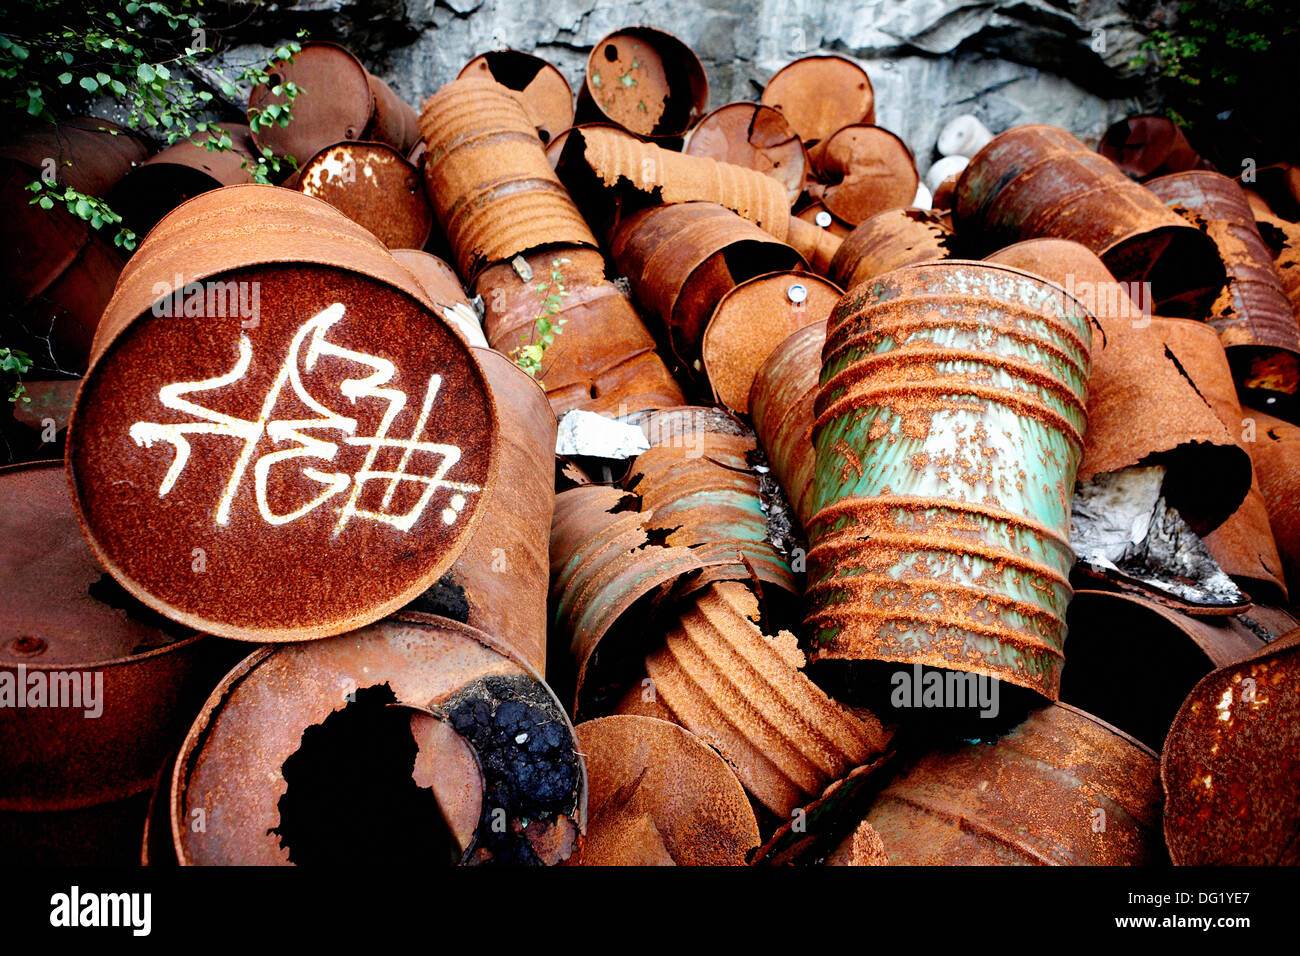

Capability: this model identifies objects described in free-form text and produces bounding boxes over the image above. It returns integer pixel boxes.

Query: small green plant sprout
[511,257,571,380]
[2,2,306,249]
[1,347,34,404]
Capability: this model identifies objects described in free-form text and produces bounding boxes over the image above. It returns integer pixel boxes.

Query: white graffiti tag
[129,303,479,533]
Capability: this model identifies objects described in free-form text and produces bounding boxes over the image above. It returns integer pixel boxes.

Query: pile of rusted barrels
[2,28,1297,867]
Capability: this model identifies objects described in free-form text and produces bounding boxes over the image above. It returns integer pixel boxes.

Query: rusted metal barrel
[811,125,918,226]
[474,245,684,417]
[829,207,956,292]
[248,42,419,163]
[609,202,806,376]
[169,615,585,865]
[367,75,422,155]
[791,200,851,273]
[0,462,219,864]
[390,249,486,348]
[574,715,758,865]
[701,271,840,413]
[954,124,1226,317]
[1161,628,1300,865]
[749,320,825,528]
[65,185,499,643]
[806,260,1094,700]
[858,703,1164,864]
[419,77,597,281]
[458,50,574,145]
[1060,589,1269,751]
[986,237,1251,535]
[0,117,148,375]
[110,123,258,236]
[1152,316,1287,600]
[294,141,433,249]
[1147,170,1300,397]
[761,55,874,172]
[577,27,708,141]
[623,415,798,598]
[615,581,891,820]
[1097,115,1204,181]
[428,349,555,676]
[683,102,807,206]
[1239,408,1300,598]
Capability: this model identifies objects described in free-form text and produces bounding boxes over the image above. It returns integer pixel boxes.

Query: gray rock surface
[211,0,1172,162]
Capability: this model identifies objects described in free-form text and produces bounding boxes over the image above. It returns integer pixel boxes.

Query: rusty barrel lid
[391,248,486,348]
[701,270,841,413]
[761,55,875,170]
[295,141,434,249]
[248,41,376,164]
[813,124,918,225]
[458,50,575,145]
[65,185,499,643]
[0,461,207,812]
[170,614,585,865]
[573,715,758,865]
[580,27,708,139]
[683,102,808,206]
[1161,628,1300,864]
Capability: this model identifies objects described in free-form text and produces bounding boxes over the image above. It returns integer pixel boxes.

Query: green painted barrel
[805,260,1093,699]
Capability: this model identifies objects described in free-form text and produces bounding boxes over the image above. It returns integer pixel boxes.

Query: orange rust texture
[986,238,1251,533]
[805,262,1095,699]
[474,245,684,417]
[954,124,1225,316]
[296,142,433,249]
[609,202,805,372]
[1147,171,1300,357]
[615,581,890,819]
[625,426,798,597]
[0,462,210,815]
[1240,409,1300,598]
[561,126,793,241]
[749,320,825,528]
[1097,115,1205,181]
[760,55,874,172]
[248,42,375,163]
[863,703,1163,864]
[824,820,890,865]
[457,51,574,145]
[811,125,918,226]
[574,715,759,865]
[1161,629,1300,865]
[683,102,807,205]
[830,207,955,292]
[1246,196,1300,317]
[418,77,597,280]
[702,272,841,413]
[1152,317,1286,598]
[366,74,421,154]
[442,350,556,676]
[581,28,708,139]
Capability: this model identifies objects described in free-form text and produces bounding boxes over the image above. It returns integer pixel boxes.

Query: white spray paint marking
[129,303,479,533]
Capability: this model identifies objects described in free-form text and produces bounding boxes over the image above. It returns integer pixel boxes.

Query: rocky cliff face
[215,0,1172,165]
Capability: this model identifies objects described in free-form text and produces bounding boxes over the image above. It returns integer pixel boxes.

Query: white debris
[555,410,651,460]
